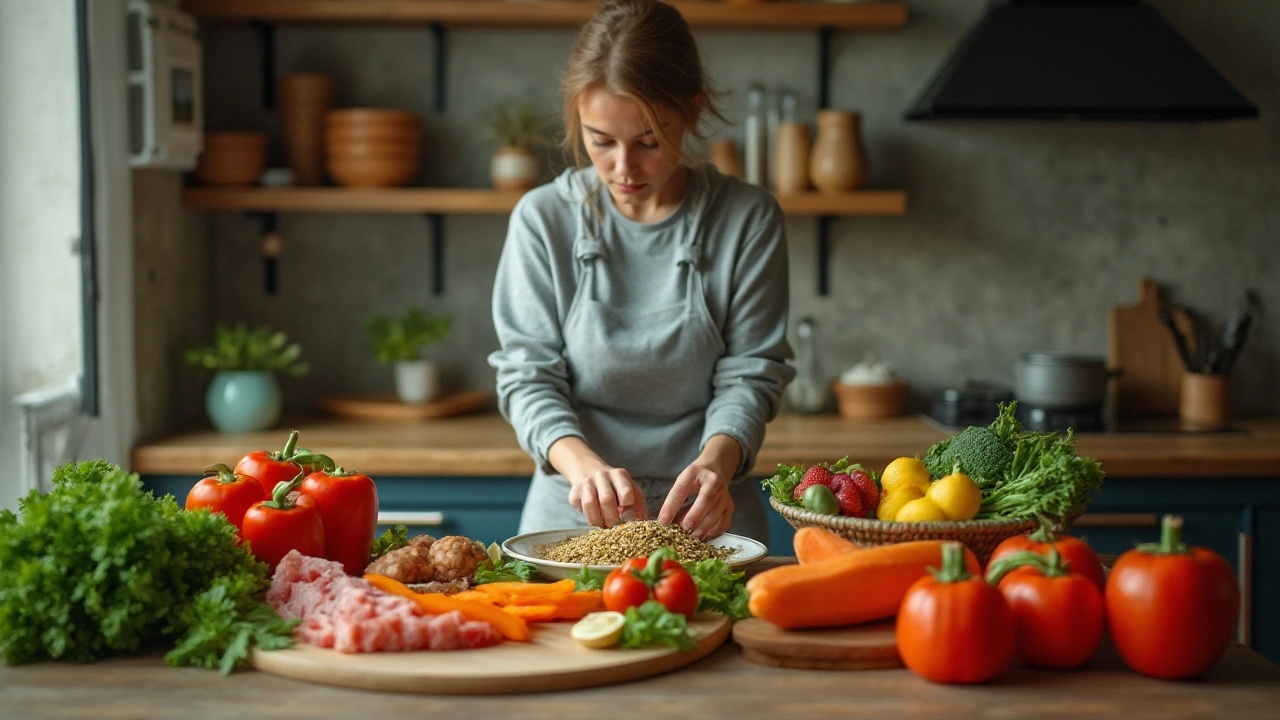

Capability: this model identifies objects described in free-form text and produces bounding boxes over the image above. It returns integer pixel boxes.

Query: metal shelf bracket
[816,25,834,109]
[431,22,447,112]
[253,21,276,110]
[817,215,833,296]
[250,212,281,295]
[426,213,444,295]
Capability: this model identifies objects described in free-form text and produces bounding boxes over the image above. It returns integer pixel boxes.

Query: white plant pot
[491,146,539,191]
[394,359,439,404]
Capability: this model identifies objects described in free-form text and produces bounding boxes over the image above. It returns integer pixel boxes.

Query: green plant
[184,325,308,377]
[365,308,451,365]
[484,101,550,149]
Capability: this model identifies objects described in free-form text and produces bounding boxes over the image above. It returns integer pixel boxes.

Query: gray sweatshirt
[488,164,795,483]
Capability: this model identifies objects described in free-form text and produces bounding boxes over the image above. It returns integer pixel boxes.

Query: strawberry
[833,484,865,518]
[846,469,880,518]
[827,472,850,494]
[792,465,835,500]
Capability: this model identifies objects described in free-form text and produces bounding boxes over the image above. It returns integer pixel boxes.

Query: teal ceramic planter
[206,371,282,433]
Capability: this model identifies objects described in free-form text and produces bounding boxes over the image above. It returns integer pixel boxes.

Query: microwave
[127,0,202,170]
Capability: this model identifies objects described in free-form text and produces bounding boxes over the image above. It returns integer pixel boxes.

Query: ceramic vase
[395,359,440,404]
[773,122,811,194]
[280,73,333,186]
[491,146,539,191]
[206,371,282,433]
[809,110,867,193]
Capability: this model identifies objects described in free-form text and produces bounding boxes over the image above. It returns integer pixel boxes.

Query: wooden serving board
[317,390,492,422]
[732,617,901,670]
[250,613,731,694]
[1109,278,1194,417]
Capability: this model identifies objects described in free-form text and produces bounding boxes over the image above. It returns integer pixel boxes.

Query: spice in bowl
[536,520,736,565]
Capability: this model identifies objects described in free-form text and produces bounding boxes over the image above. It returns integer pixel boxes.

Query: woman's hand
[659,463,734,540]
[550,436,649,527]
[568,467,649,528]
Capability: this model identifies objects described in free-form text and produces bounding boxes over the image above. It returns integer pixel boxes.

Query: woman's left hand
[659,464,734,540]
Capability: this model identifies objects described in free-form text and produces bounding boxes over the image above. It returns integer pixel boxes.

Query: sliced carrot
[364,573,531,642]
[477,579,577,599]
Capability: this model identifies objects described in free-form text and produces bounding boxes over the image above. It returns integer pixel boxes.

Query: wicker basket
[770,497,1086,565]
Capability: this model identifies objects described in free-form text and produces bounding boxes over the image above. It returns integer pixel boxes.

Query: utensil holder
[1180,372,1229,429]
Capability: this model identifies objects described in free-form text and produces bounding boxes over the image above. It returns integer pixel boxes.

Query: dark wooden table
[2,639,1278,719]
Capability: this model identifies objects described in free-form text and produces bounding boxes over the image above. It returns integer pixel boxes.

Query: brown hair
[560,0,727,167]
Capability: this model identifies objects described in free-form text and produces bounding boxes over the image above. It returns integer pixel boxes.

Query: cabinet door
[1071,509,1242,572]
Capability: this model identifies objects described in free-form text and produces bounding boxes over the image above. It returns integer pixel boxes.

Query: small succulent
[184,324,309,377]
[365,308,452,365]
[484,101,551,149]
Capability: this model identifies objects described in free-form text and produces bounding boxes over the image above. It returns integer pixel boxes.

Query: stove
[924,395,1247,436]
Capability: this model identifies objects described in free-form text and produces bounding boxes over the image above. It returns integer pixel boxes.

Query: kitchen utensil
[317,390,491,422]
[1013,352,1120,409]
[251,613,731,695]
[1109,278,1196,417]
[1158,305,1196,371]
[929,382,1015,427]
[1180,372,1230,430]
[501,528,767,581]
[1217,289,1260,374]
[732,617,901,670]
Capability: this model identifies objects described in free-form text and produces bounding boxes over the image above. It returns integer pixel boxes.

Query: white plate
[501,528,768,581]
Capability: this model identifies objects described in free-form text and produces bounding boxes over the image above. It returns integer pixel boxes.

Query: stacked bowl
[325,109,421,188]
[195,132,268,186]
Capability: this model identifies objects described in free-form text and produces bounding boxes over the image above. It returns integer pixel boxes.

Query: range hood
[906,0,1258,121]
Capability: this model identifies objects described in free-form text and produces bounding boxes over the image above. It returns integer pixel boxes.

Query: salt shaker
[744,84,767,186]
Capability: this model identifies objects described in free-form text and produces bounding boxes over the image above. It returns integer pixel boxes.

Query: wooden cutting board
[317,390,492,422]
[732,617,901,670]
[250,613,730,694]
[1109,278,1194,417]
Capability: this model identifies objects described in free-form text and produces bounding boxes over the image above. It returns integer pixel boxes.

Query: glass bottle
[785,317,828,414]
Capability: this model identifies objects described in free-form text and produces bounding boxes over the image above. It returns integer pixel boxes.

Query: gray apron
[518,176,768,543]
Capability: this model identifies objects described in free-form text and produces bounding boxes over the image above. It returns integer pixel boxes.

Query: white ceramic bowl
[501,527,768,581]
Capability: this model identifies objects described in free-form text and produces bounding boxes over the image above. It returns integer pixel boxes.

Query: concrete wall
[138,0,1280,427]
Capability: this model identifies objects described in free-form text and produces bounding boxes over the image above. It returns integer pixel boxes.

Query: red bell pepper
[299,466,379,575]
[234,429,334,497]
[184,463,265,531]
[242,470,326,572]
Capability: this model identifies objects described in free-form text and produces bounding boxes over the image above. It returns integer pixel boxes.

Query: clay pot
[809,110,867,193]
[196,132,267,186]
[280,73,333,185]
[773,122,811,194]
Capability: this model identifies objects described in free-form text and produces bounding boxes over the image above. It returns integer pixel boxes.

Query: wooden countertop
[129,413,1280,478]
[2,637,1277,719]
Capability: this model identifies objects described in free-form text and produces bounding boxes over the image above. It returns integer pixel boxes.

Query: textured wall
[157,0,1279,423]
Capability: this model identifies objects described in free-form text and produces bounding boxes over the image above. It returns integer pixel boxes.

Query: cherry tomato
[897,542,1015,684]
[184,463,265,531]
[1106,515,1239,679]
[988,527,1106,592]
[299,467,379,576]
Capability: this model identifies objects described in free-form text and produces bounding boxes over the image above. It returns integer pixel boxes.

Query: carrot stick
[364,573,531,642]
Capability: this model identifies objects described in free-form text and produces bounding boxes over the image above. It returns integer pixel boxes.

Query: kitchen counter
[130,413,1280,478]
[1,635,1277,718]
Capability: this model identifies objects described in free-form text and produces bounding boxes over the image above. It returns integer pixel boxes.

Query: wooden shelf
[181,186,907,217]
[184,1,909,31]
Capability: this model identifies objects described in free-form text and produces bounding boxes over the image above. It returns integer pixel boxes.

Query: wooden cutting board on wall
[1109,278,1194,417]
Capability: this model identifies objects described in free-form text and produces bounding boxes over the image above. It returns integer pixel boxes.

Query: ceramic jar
[809,110,867,193]
[205,371,281,433]
[773,122,810,194]
[280,73,333,186]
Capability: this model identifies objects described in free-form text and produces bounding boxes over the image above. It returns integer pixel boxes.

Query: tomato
[241,470,326,572]
[184,463,265,531]
[987,548,1104,669]
[235,429,334,497]
[897,542,1015,684]
[299,467,379,576]
[1106,515,1239,679]
[987,526,1106,592]
[602,549,699,618]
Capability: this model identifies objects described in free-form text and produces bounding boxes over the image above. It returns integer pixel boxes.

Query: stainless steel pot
[1014,352,1122,409]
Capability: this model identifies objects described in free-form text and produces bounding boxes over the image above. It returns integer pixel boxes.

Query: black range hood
[906,0,1258,121]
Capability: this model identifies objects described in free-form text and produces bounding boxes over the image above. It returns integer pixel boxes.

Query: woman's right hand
[568,467,650,528]
[550,436,649,527]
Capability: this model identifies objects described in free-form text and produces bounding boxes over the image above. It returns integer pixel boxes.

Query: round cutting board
[250,612,730,694]
[732,617,901,670]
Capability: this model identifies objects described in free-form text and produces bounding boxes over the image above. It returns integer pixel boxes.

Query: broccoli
[924,403,1020,488]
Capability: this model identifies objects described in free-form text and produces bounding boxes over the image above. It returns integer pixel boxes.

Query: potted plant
[365,308,452,404]
[184,324,309,433]
[484,100,549,191]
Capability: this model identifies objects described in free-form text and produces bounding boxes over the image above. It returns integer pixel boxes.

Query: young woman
[488,0,794,542]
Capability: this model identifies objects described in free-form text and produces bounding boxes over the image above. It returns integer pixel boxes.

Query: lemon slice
[571,611,626,649]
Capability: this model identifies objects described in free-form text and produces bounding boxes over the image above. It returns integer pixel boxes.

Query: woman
[488,0,794,542]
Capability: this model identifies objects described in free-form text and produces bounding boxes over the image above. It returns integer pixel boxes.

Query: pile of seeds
[537,520,736,565]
